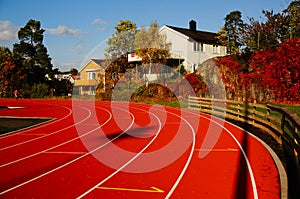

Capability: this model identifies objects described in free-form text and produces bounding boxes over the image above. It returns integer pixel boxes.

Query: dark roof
[166,25,219,44]
[91,59,105,66]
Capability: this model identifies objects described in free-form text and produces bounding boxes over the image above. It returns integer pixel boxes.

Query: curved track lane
[0,99,283,198]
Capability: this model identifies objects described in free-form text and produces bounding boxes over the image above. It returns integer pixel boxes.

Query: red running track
[0,99,284,198]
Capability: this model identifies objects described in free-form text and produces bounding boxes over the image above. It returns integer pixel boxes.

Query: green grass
[275,104,300,117]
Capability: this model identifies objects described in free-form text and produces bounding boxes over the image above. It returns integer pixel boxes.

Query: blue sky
[0,0,290,71]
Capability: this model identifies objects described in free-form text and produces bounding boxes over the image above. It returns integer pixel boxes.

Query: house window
[194,43,204,52]
[193,42,198,51]
[82,86,89,91]
[88,72,96,80]
[213,44,219,54]
[200,43,204,52]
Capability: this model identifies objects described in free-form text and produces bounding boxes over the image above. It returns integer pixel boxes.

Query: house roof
[78,59,105,73]
[166,25,219,45]
[91,59,104,66]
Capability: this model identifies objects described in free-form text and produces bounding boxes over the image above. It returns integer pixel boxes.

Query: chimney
[189,20,196,31]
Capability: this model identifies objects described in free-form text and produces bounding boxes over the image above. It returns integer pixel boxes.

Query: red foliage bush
[182,39,300,103]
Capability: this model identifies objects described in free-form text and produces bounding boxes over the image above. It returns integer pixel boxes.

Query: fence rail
[188,96,300,166]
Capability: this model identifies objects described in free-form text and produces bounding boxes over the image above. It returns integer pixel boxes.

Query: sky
[0,0,291,71]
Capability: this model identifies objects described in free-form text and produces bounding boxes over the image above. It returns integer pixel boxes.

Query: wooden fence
[188,96,300,166]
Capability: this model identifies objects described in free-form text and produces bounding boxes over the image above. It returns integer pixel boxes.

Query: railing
[188,96,300,165]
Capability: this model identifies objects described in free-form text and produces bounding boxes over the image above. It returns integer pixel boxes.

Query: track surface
[0,99,282,198]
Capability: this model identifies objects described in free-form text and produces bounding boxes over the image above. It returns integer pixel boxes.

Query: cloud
[98,27,107,32]
[47,25,80,36]
[92,18,107,25]
[70,44,84,53]
[0,20,18,41]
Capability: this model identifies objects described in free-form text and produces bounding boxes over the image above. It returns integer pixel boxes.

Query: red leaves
[187,39,300,103]
[256,39,300,102]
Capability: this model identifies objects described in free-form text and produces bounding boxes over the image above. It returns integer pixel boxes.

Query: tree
[134,21,170,65]
[0,47,26,97]
[13,19,53,85]
[251,39,300,102]
[105,20,137,60]
[241,10,286,51]
[216,26,229,52]
[70,68,78,76]
[283,0,300,39]
[133,21,170,82]
[223,10,244,54]
[104,20,137,90]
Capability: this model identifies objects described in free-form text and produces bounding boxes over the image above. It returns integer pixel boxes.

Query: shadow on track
[234,93,251,199]
[102,126,156,142]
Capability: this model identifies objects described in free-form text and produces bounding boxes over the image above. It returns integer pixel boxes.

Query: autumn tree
[241,10,286,51]
[134,21,170,80]
[0,47,26,97]
[216,27,229,53]
[106,20,137,57]
[105,19,137,71]
[104,20,137,90]
[251,39,300,102]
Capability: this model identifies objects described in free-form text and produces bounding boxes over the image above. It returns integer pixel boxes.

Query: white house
[159,20,227,72]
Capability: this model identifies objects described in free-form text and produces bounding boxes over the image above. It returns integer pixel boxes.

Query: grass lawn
[276,104,300,117]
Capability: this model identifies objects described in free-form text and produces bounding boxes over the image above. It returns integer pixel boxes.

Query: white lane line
[0,105,133,195]
[194,148,238,152]
[161,109,196,199]
[113,103,196,199]
[0,103,72,140]
[135,105,257,199]
[0,106,74,150]
[6,106,25,109]
[76,106,163,199]
[43,151,87,155]
[223,119,287,199]
[0,103,91,151]
[0,105,95,167]
[182,111,259,199]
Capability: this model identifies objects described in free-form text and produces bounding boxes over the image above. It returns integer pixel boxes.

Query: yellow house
[74,59,105,95]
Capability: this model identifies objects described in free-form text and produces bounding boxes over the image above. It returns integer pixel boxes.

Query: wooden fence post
[237,102,241,119]
[253,100,257,124]
[281,114,286,131]
[267,108,271,122]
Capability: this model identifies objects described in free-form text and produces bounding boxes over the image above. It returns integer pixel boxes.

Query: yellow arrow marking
[97,186,164,193]
[194,148,238,152]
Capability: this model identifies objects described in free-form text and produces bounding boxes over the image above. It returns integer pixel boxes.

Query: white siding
[159,25,227,73]
[160,26,188,58]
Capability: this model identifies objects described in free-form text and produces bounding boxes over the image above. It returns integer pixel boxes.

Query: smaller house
[74,59,105,95]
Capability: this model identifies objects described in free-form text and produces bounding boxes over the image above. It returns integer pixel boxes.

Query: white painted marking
[0,105,136,195]
[44,151,87,155]
[76,107,162,199]
[0,103,72,140]
[194,148,238,152]
[177,111,259,199]
[7,106,25,109]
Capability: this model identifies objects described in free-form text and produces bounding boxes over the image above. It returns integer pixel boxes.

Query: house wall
[188,41,226,69]
[160,25,227,73]
[74,60,105,95]
[160,26,188,62]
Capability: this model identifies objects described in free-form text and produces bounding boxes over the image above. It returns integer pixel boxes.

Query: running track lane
[0,99,283,198]
[0,99,163,197]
